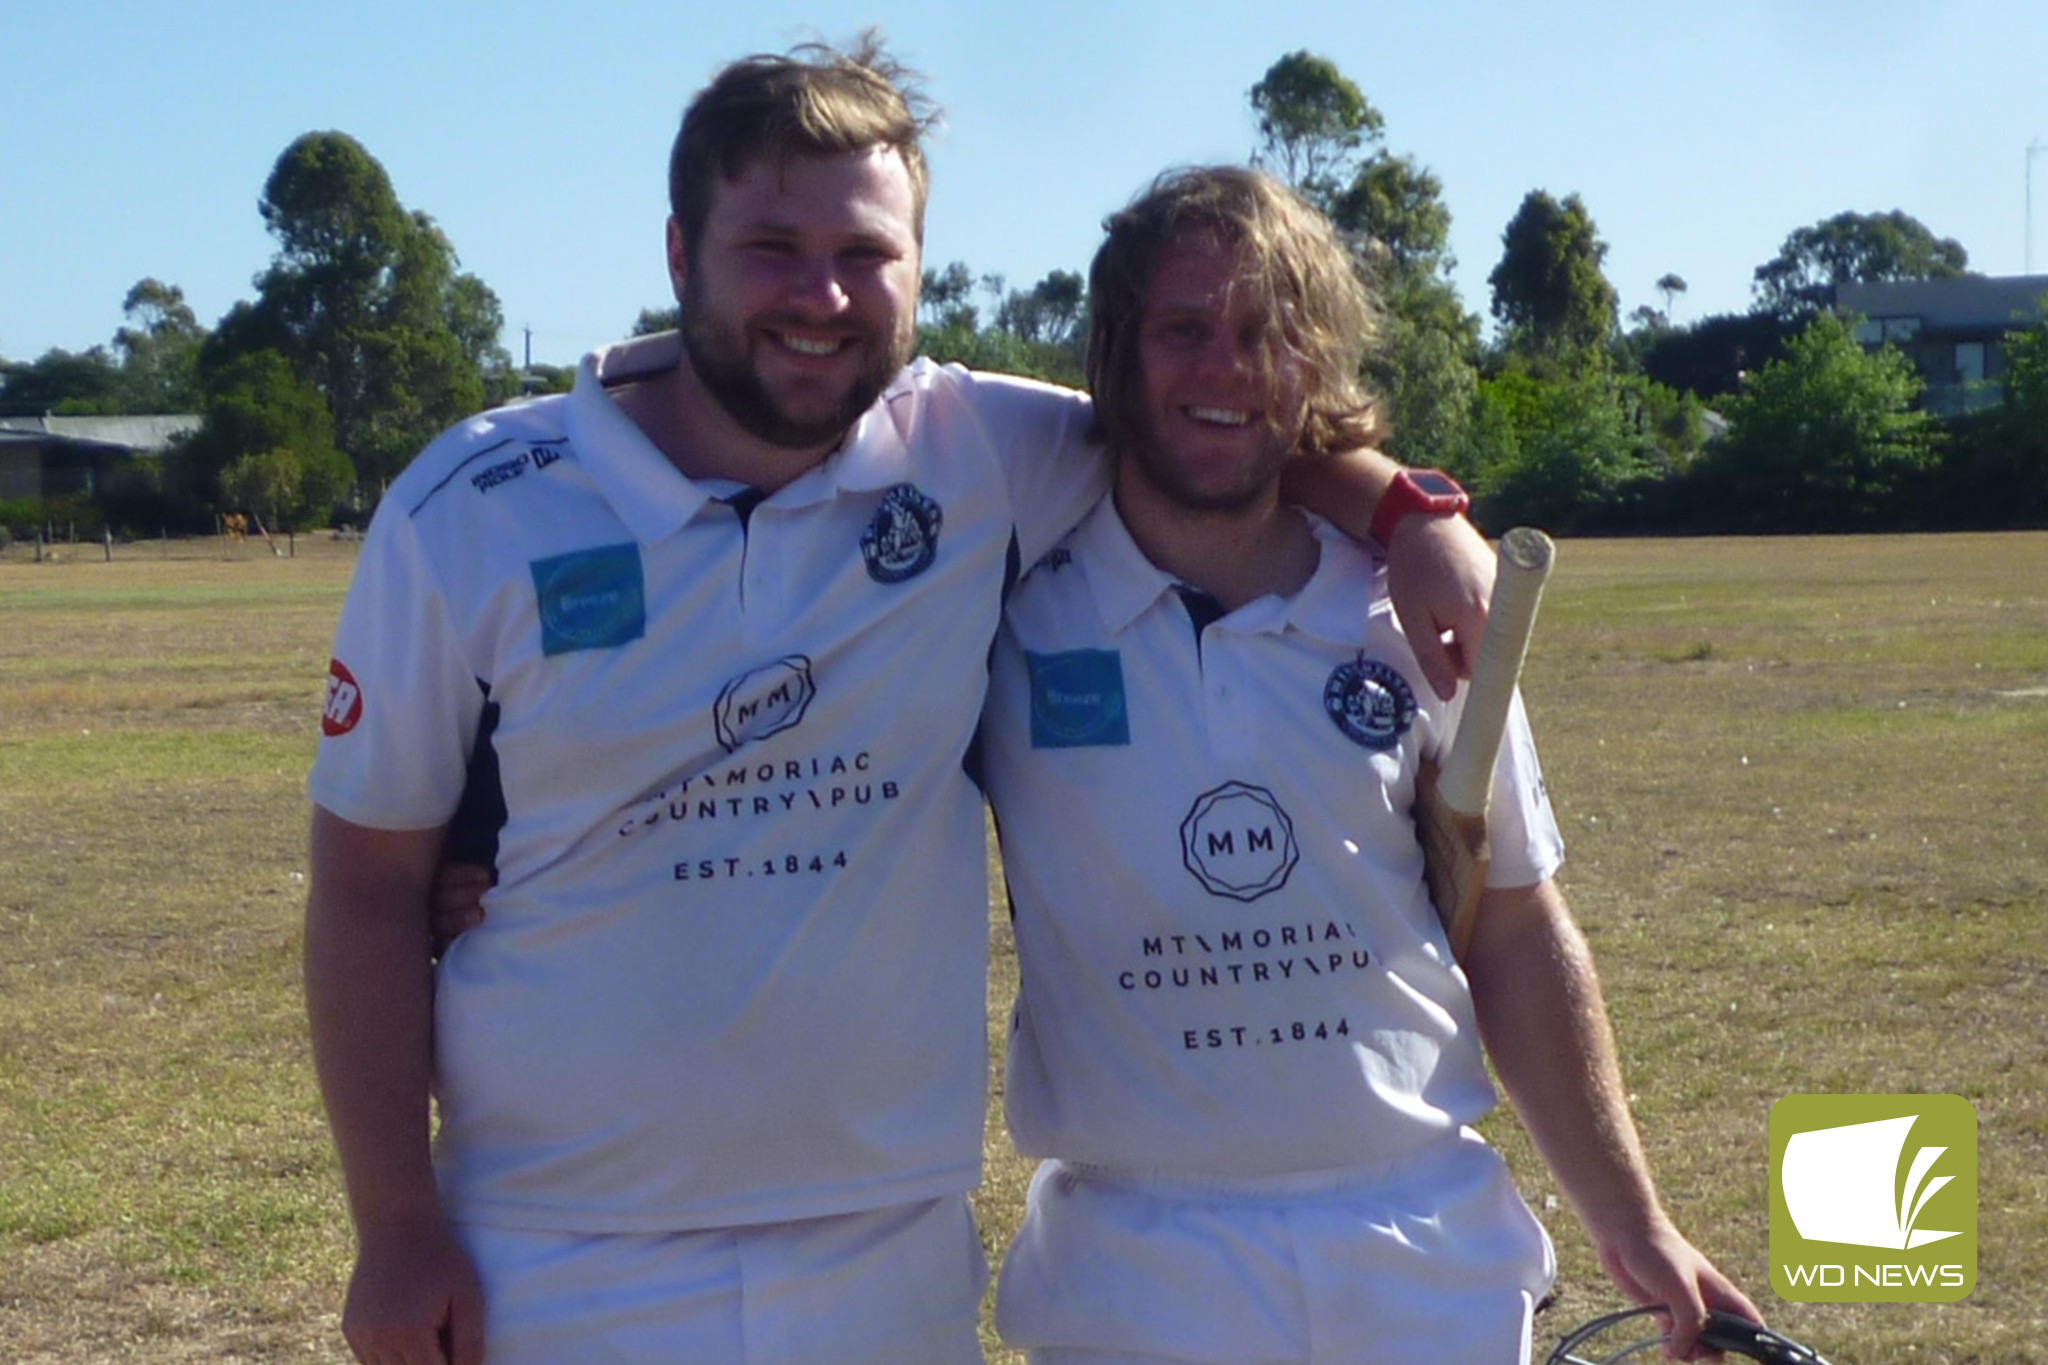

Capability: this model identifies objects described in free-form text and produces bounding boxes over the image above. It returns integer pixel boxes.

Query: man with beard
[979,167,1760,1365]
[304,38,1494,1365]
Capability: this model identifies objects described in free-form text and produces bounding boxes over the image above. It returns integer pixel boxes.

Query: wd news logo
[1770,1094,1976,1302]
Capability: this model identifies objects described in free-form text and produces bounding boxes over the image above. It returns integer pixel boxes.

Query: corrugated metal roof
[0,415,200,452]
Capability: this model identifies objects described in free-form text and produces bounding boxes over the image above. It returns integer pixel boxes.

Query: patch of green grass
[0,582,346,613]
[0,729,316,785]
[3,533,2046,1364]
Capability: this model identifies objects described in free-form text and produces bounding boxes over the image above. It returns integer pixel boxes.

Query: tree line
[2,131,527,538]
[5,56,2045,539]
[911,52,2048,534]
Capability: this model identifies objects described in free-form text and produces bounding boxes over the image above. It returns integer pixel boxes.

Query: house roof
[0,414,201,453]
[1836,275,2048,331]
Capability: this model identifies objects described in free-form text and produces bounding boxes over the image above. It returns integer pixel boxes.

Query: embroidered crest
[860,483,943,583]
[1322,654,1416,751]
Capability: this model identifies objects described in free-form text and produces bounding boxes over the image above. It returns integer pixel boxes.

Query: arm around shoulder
[1282,451,1493,700]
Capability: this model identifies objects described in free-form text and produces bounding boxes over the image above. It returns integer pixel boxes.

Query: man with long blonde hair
[981,167,1760,1364]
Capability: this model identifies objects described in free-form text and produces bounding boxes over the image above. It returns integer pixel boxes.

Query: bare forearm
[1279,446,1399,539]
[1465,881,1764,1350]
[1465,881,1667,1243]
[304,809,447,1236]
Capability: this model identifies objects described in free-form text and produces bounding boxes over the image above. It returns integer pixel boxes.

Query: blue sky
[6,0,2046,371]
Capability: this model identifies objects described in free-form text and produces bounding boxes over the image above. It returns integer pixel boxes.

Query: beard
[680,273,911,452]
[1120,421,1296,515]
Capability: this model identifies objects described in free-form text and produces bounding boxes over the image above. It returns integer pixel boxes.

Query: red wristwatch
[1368,468,1470,546]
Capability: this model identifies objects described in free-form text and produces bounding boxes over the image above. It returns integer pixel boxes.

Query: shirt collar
[1284,514,1389,646]
[1069,495,1385,644]
[565,333,919,542]
[565,332,715,545]
[1067,494,1180,636]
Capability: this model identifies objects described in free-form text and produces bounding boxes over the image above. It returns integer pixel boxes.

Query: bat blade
[1418,527,1555,958]
[1417,758,1489,958]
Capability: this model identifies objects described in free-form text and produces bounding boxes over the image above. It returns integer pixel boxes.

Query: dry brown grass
[2,532,2043,1363]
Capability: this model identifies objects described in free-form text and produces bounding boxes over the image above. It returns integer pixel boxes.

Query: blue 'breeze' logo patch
[1323,654,1417,751]
[1027,649,1130,748]
[532,543,645,656]
[861,483,943,583]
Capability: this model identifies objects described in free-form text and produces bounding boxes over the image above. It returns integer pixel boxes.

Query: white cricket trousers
[457,1194,987,1365]
[996,1132,1554,1365]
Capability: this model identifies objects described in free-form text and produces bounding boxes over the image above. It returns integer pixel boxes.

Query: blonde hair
[1087,166,1386,457]
[669,33,937,258]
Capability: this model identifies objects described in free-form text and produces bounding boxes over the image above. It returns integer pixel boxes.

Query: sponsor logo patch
[715,655,817,753]
[860,483,942,583]
[322,659,363,736]
[531,543,645,656]
[1323,654,1417,751]
[1180,781,1299,902]
[1027,649,1130,748]
[1770,1094,1977,1302]
[470,439,567,494]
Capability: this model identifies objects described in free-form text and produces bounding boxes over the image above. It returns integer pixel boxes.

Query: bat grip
[1436,527,1554,815]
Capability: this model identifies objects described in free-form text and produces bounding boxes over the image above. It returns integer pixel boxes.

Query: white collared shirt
[310,333,1104,1232]
[983,495,1565,1178]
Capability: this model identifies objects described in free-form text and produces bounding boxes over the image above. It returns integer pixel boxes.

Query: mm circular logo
[1179,782,1299,902]
[1323,654,1416,751]
[714,655,816,754]
[860,483,943,583]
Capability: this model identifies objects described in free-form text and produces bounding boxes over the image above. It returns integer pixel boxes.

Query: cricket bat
[1416,526,1556,959]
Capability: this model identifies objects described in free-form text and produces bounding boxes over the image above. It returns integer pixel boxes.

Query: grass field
[2,531,2043,1363]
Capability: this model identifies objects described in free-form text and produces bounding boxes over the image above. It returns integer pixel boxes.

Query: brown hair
[1087,165,1386,458]
[669,32,937,260]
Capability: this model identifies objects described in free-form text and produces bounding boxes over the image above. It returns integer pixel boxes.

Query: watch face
[1412,470,1462,498]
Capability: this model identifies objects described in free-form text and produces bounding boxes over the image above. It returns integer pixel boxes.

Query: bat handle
[1436,527,1554,815]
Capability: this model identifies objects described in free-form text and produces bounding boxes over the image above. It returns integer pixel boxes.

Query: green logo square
[1769,1094,1976,1302]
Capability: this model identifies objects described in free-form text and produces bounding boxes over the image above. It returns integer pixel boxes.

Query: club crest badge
[1323,654,1416,751]
[860,483,943,583]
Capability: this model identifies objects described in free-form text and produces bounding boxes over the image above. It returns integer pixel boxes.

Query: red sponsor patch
[322,659,364,736]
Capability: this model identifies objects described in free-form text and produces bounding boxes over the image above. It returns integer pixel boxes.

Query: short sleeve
[952,369,1110,567]
[1480,691,1566,888]
[307,496,484,831]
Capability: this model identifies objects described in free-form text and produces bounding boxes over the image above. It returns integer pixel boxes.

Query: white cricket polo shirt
[982,495,1565,1179]
[309,333,1103,1232]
